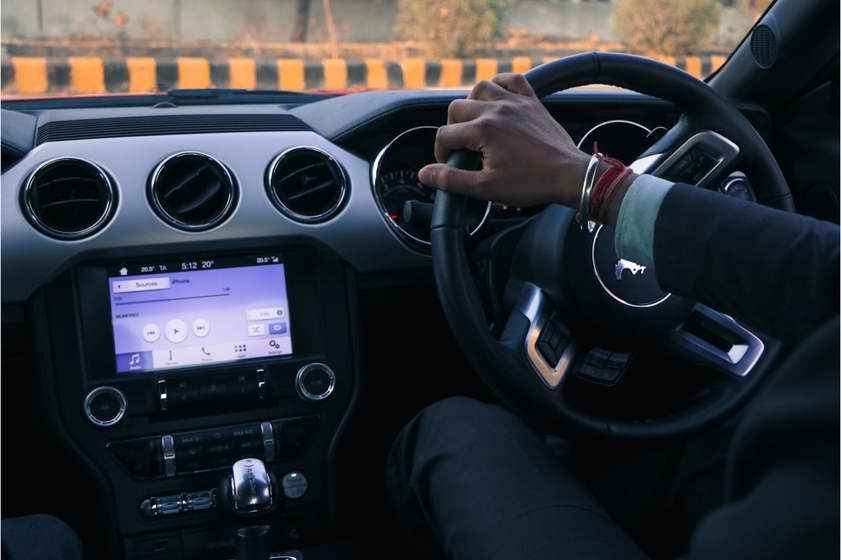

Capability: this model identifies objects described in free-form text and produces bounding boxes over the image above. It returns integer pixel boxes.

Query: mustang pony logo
[615,259,647,280]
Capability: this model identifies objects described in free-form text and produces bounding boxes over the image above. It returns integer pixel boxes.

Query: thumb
[419,163,483,196]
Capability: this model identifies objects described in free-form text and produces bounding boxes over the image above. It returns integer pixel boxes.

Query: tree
[613,0,721,56]
[395,0,514,58]
[741,0,773,14]
[291,0,310,42]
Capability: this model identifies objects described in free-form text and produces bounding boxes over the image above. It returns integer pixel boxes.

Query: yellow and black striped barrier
[1,55,727,96]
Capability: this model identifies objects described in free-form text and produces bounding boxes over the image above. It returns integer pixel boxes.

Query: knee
[392,396,512,466]
[412,396,512,443]
[387,397,504,500]
[1,514,83,560]
[418,395,498,427]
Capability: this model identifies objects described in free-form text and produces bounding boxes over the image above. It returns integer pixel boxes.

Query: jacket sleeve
[652,183,839,344]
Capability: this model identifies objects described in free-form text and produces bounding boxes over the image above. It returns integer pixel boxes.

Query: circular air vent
[148,152,237,231]
[266,147,348,223]
[22,157,116,239]
[750,24,778,69]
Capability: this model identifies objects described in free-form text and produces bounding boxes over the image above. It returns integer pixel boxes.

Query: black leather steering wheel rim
[431,52,791,439]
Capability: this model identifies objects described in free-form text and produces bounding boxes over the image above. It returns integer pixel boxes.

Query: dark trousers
[387,396,647,560]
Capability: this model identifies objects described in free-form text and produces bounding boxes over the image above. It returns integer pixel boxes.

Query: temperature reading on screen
[201,260,214,269]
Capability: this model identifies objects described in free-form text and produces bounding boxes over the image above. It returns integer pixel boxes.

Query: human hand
[418,73,592,209]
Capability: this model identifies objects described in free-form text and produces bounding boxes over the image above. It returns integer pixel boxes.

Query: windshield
[1,0,772,99]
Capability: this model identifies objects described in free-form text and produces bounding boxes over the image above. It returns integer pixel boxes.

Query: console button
[273,416,318,458]
[143,323,161,342]
[108,437,163,478]
[84,386,127,427]
[165,319,188,343]
[281,472,308,499]
[295,363,335,401]
[192,318,210,338]
[164,370,265,410]
[173,423,268,473]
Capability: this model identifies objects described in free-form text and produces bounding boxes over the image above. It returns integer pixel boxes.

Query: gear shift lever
[217,458,278,560]
[230,458,273,513]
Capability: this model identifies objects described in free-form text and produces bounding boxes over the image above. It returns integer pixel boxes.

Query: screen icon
[192,318,210,338]
[129,353,141,368]
[119,267,128,276]
[248,324,267,337]
[268,322,287,335]
[142,323,161,342]
[234,344,247,354]
[165,319,188,343]
[200,346,212,356]
[246,307,285,321]
[269,339,280,350]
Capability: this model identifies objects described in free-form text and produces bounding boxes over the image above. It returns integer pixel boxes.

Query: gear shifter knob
[218,458,277,516]
[232,458,272,513]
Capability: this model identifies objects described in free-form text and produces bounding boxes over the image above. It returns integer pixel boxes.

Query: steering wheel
[431,52,791,439]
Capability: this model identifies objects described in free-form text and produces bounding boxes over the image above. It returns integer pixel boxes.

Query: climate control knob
[295,363,335,401]
[84,386,127,427]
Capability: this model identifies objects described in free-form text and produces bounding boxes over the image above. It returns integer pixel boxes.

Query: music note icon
[129,353,141,368]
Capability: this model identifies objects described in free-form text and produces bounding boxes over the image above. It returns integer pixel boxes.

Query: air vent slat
[163,164,214,200]
[39,198,104,209]
[275,162,331,185]
[37,176,99,188]
[149,152,236,231]
[22,158,116,239]
[171,179,222,214]
[266,148,347,223]
[287,179,339,201]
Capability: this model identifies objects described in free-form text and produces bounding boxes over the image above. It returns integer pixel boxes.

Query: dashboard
[0,88,771,559]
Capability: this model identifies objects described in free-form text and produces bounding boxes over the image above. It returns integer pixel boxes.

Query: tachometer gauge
[372,126,491,249]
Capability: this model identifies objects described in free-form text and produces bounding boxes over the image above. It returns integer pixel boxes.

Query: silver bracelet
[576,154,601,230]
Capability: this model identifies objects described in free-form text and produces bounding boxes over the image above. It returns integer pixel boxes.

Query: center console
[32,243,358,559]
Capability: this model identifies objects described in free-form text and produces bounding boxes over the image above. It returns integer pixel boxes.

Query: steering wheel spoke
[504,282,577,389]
[632,121,741,189]
[663,303,765,378]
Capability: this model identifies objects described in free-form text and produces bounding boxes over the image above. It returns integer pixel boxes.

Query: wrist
[555,152,605,208]
[601,172,637,226]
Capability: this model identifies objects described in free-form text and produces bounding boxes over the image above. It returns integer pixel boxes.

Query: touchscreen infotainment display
[108,254,293,373]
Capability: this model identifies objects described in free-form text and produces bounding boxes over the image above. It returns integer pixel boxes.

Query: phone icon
[201,347,211,356]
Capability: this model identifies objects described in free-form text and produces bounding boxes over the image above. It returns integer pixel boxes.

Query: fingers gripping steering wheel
[431,52,792,439]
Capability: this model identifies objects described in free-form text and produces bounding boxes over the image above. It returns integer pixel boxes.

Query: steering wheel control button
[281,472,308,499]
[592,226,670,308]
[165,319,188,343]
[536,315,571,367]
[142,323,161,342]
[295,363,336,402]
[84,386,127,427]
[575,349,631,385]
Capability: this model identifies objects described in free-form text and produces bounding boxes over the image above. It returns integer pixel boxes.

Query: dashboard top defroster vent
[36,114,310,145]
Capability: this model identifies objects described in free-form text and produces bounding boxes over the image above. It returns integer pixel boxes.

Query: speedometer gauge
[372,126,491,249]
